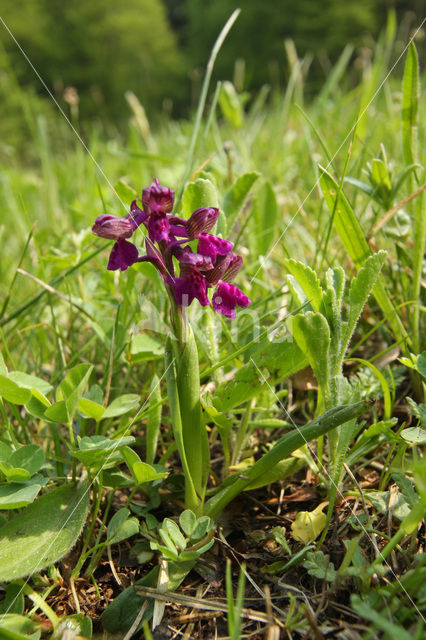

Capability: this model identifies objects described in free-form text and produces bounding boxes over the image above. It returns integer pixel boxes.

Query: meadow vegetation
[0,9,425,640]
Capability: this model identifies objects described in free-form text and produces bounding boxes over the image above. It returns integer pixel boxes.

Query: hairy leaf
[0,481,89,581]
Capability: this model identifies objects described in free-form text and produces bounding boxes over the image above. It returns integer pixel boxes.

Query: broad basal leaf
[0,481,89,581]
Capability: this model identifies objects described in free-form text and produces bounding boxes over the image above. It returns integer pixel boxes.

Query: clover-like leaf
[107,508,139,544]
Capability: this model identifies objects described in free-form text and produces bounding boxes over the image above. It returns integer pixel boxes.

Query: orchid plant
[92,178,370,521]
[93,179,250,513]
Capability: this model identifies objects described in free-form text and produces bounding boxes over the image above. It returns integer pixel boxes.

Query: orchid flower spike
[92,179,251,317]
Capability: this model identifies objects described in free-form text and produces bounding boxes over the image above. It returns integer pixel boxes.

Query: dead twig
[134,585,284,628]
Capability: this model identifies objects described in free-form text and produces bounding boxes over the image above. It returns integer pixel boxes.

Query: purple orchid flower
[197,234,234,263]
[92,178,251,318]
[173,265,210,307]
[107,238,139,271]
[212,281,251,319]
[142,179,174,214]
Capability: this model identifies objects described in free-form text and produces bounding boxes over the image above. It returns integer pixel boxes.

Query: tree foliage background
[0,0,423,147]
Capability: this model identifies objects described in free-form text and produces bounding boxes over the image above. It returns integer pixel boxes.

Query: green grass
[0,21,425,640]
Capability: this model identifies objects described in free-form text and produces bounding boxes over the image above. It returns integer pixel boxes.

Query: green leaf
[323,266,345,338]
[406,397,426,427]
[285,260,324,312]
[223,172,260,229]
[289,312,330,393]
[371,158,391,194]
[248,336,309,379]
[345,251,387,346]
[114,179,137,205]
[70,436,134,468]
[179,540,214,561]
[0,481,42,509]
[162,518,187,550]
[0,351,7,375]
[101,559,196,633]
[7,371,52,396]
[252,180,278,255]
[218,81,244,128]
[291,504,327,544]
[77,397,105,421]
[181,178,219,219]
[25,394,51,420]
[43,401,68,423]
[53,614,92,640]
[121,448,167,485]
[303,551,336,581]
[54,364,93,423]
[56,363,92,403]
[401,41,419,166]
[343,176,374,197]
[190,516,212,541]
[417,352,426,378]
[133,462,167,485]
[107,508,139,544]
[243,457,304,490]
[10,445,44,476]
[0,583,25,615]
[65,366,93,423]
[400,427,426,444]
[0,463,30,482]
[0,442,12,462]
[320,167,371,268]
[319,167,408,349]
[0,375,31,405]
[351,595,414,640]
[156,527,178,557]
[130,334,164,361]
[0,614,40,639]
[179,510,196,538]
[103,394,140,418]
[0,481,89,580]
[214,337,308,412]
[213,361,267,412]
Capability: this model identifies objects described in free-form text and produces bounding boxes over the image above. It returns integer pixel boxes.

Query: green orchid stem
[204,400,372,519]
[168,293,187,347]
[18,581,60,630]
[165,306,210,514]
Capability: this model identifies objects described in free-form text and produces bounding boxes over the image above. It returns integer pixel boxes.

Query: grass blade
[401,41,424,354]
[401,42,419,166]
[175,9,241,207]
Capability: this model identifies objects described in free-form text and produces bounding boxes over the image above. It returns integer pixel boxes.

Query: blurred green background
[0,0,423,152]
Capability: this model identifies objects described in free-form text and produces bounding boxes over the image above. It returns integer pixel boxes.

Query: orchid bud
[221,254,243,283]
[186,207,219,239]
[92,214,134,239]
[142,178,174,214]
